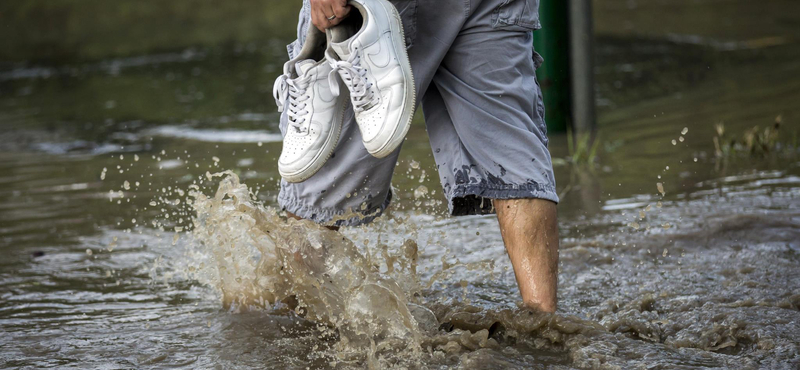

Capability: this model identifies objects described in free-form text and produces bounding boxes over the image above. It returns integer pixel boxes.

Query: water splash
[188,171,426,360]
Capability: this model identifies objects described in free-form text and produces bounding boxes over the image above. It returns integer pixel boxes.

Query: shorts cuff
[448,183,559,216]
[277,190,393,227]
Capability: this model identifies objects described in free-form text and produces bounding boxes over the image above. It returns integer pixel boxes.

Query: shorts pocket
[533,66,547,143]
[287,39,299,60]
[289,1,311,59]
[492,0,541,30]
[389,0,417,49]
[533,49,544,70]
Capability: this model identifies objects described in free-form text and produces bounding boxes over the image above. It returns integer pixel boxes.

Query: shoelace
[328,50,378,113]
[273,72,313,131]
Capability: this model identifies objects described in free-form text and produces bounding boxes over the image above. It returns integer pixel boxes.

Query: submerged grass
[566,129,601,167]
[556,129,602,199]
[713,115,798,159]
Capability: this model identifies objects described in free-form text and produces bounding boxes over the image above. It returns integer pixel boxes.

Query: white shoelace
[328,49,378,113]
[273,72,313,131]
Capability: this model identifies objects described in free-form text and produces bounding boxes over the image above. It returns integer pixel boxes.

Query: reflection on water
[1,0,799,368]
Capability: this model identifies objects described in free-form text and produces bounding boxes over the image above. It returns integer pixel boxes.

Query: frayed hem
[448,183,558,216]
[277,190,393,227]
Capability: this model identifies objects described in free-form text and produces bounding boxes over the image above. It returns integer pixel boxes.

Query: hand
[310,0,351,31]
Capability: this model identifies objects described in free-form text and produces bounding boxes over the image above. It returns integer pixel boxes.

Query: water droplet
[414,185,428,199]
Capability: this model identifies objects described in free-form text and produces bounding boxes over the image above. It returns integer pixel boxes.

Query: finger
[332,1,350,19]
[311,8,321,31]
[328,17,342,27]
[321,5,337,26]
[326,8,346,26]
[312,8,331,31]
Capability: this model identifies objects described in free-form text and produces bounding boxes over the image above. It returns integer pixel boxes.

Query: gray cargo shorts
[279,0,558,226]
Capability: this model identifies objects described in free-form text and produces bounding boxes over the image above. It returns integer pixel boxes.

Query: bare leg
[494,198,559,312]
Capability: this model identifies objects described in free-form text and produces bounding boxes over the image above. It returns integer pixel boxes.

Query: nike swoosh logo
[366,32,392,69]
[316,82,336,103]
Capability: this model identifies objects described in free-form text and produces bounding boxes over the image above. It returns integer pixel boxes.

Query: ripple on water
[1,171,799,369]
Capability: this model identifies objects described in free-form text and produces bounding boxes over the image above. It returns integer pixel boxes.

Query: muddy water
[2,0,800,369]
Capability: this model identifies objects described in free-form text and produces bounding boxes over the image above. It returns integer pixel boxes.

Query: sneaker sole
[279,99,346,183]
[367,0,416,159]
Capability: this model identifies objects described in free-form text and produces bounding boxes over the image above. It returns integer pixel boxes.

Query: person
[279,0,559,312]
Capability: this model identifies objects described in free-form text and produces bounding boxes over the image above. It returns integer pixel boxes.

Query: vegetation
[566,129,601,167]
[713,116,797,158]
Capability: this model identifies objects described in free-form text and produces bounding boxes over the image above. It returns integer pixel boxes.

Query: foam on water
[175,171,800,369]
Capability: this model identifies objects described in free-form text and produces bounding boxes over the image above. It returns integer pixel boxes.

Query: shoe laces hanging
[273,72,313,132]
[328,49,378,113]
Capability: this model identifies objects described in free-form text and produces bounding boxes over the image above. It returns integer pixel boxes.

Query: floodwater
[1,0,799,369]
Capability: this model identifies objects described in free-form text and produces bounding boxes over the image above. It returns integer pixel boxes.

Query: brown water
[1,0,800,368]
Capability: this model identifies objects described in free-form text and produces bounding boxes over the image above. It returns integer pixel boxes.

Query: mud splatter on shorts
[279,0,558,226]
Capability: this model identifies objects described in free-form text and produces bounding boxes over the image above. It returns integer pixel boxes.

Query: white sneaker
[274,29,348,183]
[326,0,416,158]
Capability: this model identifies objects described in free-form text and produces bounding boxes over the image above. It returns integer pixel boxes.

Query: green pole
[534,0,570,133]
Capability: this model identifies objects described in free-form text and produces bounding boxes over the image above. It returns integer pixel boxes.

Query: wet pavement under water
[1,0,799,369]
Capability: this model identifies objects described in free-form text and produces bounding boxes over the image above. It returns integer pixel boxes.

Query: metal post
[534,0,570,133]
[568,0,596,134]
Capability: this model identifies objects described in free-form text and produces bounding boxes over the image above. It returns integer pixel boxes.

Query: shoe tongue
[295,59,315,76]
[331,41,351,60]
